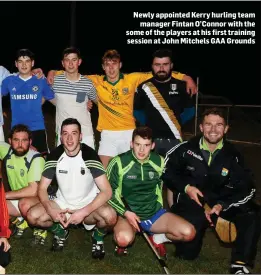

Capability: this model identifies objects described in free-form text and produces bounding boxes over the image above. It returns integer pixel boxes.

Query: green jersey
[0,142,45,191]
[107,150,164,220]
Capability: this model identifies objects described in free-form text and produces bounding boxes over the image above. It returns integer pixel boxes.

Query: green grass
[6,227,261,274]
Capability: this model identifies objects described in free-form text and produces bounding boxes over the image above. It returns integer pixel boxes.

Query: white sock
[153,233,172,244]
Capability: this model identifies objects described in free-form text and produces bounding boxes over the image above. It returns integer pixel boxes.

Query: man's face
[200,114,229,144]
[9,131,31,157]
[152,57,173,82]
[15,56,34,75]
[131,135,155,162]
[61,124,82,155]
[102,58,121,81]
[62,53,82,74]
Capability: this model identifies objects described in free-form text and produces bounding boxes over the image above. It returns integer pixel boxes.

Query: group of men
[0,47,260,275]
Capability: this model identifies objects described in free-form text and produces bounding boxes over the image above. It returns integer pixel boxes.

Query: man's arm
[107,157,127,216]
[162,141,197,193]
[38,176,53,211]
[0,66,10,86]
[79,174,112,217]
[5,182,38,199]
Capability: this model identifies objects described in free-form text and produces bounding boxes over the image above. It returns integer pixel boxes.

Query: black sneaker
[51,230,69,252]
[230,264,251,274]
[92,237,105,259]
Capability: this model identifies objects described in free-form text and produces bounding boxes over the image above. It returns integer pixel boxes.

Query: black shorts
[31,130,49,156]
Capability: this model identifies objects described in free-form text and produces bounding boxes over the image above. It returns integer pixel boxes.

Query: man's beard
[152,70,172,82]
[12,147,29,157]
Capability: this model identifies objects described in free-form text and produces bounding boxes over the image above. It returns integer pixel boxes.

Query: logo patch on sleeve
[221,168,229,176]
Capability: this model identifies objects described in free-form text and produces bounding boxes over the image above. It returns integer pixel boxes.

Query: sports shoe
[92,237,105,259]
[230,264,251,274]
[51,230,69,252]
[114,245,128,256]
[13,219,29,238]
[148,235,167,259]
[31,229,48,246]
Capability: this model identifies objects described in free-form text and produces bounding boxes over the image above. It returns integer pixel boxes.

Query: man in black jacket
[162,107,260,274]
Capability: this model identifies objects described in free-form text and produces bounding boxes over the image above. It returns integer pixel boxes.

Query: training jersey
[135,77,194,139]
[0,142,45,191]
[107,150,165,220]
[42,143,105,207]
[1,75,54,131]
[0,66,10,126]
[52,73,97,136]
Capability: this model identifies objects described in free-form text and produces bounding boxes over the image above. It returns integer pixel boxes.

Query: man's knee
[182,223,196,242]
[97,205,117,227]
[114,230,135,247]
[27,207,42,226]
[18,198,32,217]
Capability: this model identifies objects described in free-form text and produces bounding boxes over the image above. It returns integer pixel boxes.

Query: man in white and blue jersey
[1,49,55,156]
[51,47,97,149]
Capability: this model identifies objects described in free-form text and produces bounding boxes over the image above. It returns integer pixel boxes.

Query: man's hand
[186,185,204,206]
[47,207,68,224]
[124,210,140,232]
[205,204,222,225]
[87,100,93,111]
[63,209,87,228]
[183,75,198,95]
[32,68,44,79]
[47,70,56,85]
[0,237,11,252]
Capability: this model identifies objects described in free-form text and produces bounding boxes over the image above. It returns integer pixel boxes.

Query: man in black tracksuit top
[162,107,260,274]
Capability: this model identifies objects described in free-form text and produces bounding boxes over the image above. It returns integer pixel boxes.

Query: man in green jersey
[0,124,47,245]
[107,126,195,257]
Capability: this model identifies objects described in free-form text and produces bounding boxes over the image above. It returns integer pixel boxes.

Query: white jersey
[52,73,97,137]
[42,143,105,208]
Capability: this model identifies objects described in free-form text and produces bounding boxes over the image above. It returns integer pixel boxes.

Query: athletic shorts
[54,197,95,230]
[31,130,49,156]
[0,126,5,142]
[56,132,95,150]
[10,200,20,213]
[98,129,133,157]
[140,208,167,233]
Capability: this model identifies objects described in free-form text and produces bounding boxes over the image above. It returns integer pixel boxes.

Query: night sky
[0,1,260,105]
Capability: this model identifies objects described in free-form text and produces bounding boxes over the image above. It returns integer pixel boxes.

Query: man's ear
[130,141,134,149]
[15,61,18,69]
[8,138,11,145]
[31,60,35,68]
[170,62,173,70]
[78,59,82,66]
[151,142,155,150]
[119,62,122,69]
[199,124,203,133]
[224,125,229,134]
[61,60,65,68]
[29,139,32,146]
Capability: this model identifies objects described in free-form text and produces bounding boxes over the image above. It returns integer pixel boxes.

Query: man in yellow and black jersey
[47,49,197,168]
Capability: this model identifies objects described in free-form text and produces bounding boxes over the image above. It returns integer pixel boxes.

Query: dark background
[0,1,260,105]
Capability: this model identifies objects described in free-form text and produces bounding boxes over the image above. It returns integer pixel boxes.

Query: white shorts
[98,129,134,157]
[0,126,5,142]
[10,200,20,213]
[56,132,95,150]
[54,197,95,230]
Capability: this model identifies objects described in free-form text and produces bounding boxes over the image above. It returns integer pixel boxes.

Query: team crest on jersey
[32,85,39,92]
[12,87,16,92]
[7,165,14,169]
[171,84,177,91]
[81,167,85,175]
[20,169,25,177]
[122,87,129,95]
[221,168,229,176]
[111,89,120,101]
[149,171,154,179]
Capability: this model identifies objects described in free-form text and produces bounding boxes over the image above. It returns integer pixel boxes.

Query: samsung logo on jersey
[11,94,38,100]
[187,150,203,161]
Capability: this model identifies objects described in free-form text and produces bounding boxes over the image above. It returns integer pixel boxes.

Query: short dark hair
[201,107,227,124]
[16,49,35,61]
[132,126,154,142]
[9,124,32,140]
[61,118,81,134]
[62,47,81,59]
[102,49,121,64]
[152,48,173,62]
